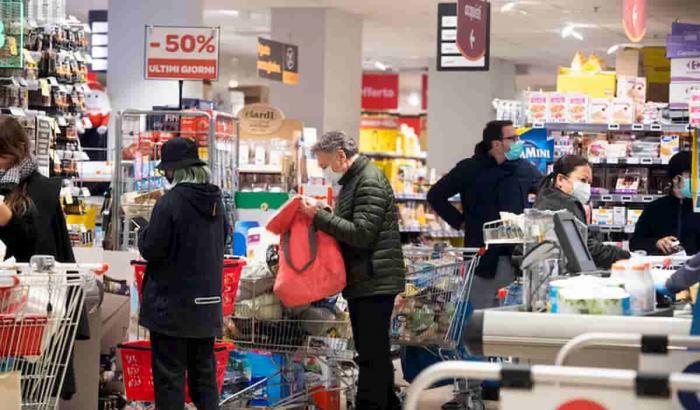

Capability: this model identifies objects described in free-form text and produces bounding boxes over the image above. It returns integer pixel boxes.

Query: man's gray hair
[312,131,359,158]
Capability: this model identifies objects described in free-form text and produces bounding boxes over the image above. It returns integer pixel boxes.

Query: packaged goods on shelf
[359,114,399,153]
[660,134,680,160]
[610,98,636,124]
[546,92,567,123]
[613,207,627,226]
[690,90,700,126]
[493,98,525,125]
[526,92,547,123]
[592,208,614,225]
[589,98,612,124]
[616,76,646,122]
[610,168,649,195]
[627,209,643,226]
[641,102,668,124]
[565,93,589,123]
[669,81,700,109]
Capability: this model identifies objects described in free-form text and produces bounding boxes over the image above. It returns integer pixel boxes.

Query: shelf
[394,192,460,203]
[239,165,283,174]
[533,122,695,133]
[588,224,636,234]
[590,193,663,203]
[364,152,427,161]
[588,157,668,166]
[399,227,463,238]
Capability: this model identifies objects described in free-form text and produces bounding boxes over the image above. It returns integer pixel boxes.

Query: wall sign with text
[362,73,399,111]
[145,26,220,81]
[437,2,490,71]
[257,38,299,85]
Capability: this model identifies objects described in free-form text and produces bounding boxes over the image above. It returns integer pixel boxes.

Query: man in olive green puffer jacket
[300,131,404,410]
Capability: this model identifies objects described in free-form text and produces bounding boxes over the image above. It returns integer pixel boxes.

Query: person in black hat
[631,151,700,255]
[427,120,542,309]
[138,137,228,410]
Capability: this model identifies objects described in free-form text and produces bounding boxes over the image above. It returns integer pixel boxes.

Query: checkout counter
[463,210,694,369]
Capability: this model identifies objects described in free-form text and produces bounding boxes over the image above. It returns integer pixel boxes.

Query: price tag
[58,116,68,127]
[626,157,640,164]
[650,124,662,131]
[533,122,545,129]
[632,123,644,131]
[8,107,25,116]
[621,195,633,202]
[64,193,74,205]
[590,157,602,164]
[642,196,654,203]
[607,158,619,164]
[640,157,653,165]
[602,195,614,202]
[608,123,621,130]
[39,79,50,97]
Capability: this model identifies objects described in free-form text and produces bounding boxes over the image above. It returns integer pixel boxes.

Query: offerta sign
[145,26,220,81]
[362,73,399,111]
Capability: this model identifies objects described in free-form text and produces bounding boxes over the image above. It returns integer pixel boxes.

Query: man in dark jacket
[138,138,228,410]
[428,120,541,309]
[631,151,700,256]
[300,131,404,410]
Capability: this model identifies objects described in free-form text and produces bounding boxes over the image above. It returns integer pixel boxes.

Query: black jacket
[630,195,700,256]
[0,171,74,263]
[138,183,228,338]
[535,187,630,269]
[0,171,87,400]
[427,155,542,278]
[314,155,405,299]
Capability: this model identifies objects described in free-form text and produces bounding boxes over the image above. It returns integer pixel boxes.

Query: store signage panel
[238,103,286,135]
[361,73,399,111]
[257,38,299,85]
[437,2,490,71]
[623,0,647,43]
[144,26,220,81]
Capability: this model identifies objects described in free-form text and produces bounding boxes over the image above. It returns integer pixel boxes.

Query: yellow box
[557,71,617,98]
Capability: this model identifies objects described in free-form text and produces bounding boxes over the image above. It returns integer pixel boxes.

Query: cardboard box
[671,57,700,81]
[547,93,567,123]
[589,98,612,124]
[611,98,636,124]
[557,71,616,98]
[669,81,700,108]
[616,49,643,77]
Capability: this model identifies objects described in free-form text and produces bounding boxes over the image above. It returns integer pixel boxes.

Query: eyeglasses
[502,135,520,142]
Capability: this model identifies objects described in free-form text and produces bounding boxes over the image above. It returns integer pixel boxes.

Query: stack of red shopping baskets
[0,274,47,357]
[120,257,244,403]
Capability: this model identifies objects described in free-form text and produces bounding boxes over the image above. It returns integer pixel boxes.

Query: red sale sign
[362,73,399,111]
[145,26,220,81]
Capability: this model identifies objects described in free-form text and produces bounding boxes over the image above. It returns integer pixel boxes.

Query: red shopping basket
[118,340,234,402]
[0,315,48,357]
[132,258,244,315]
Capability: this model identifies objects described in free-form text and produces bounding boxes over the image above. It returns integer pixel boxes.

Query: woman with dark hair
[0,116,87,400]
[535,155,630,268]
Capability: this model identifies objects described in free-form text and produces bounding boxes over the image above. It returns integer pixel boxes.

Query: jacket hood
[171,183,222,219]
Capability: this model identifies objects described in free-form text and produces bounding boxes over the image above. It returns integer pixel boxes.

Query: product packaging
[557,53,616,98]
[641,102,668,124]
[592,208,613,225]
[660,134,681,162]
[565,94,589,123]
[547,93,567,123]
[671,57,700,81]
[616,76,647,110]
[690,90,700,126]
[669,82,700,108]
[627,209,643,225]
[610,98,636,124]
[613,207,627,226]
[526,92,547,124]
[589,98,612,124]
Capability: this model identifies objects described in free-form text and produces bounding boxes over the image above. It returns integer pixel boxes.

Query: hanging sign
[623,0,647,43]
[437,2,490,71]
[257,38,299,85]
[361,73,399,111]
[144,26,220,81]
[237,104,285,135]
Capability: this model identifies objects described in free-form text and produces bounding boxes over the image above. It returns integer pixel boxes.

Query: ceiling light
[228,80,239,88]
[500,2,517,12]
[206,9,240,17]
[607,44,621,55]
[571,30,584,41]
[562,24,584,40]
[374,61,388,71]
[408,93,421,108]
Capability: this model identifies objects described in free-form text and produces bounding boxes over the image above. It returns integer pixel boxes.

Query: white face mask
[571,181,591,204]
[323,166,343,186]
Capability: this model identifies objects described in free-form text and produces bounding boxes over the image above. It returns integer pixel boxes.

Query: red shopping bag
[266,197,346,307]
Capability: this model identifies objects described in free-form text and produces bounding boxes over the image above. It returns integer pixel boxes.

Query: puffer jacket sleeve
[587,232,630,269]
[666,252,700,294]
[138,196,173,263]
[314,177,387,249]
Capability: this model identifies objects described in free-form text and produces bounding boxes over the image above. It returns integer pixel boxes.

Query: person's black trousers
[150,331,219,410]
[348,294,400,410]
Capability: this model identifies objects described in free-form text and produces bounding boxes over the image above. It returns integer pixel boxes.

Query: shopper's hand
[298,195,319,218]
[656,236,678,255]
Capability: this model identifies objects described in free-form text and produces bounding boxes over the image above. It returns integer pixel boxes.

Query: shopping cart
[0,255,107,410]
[223,274,357,409]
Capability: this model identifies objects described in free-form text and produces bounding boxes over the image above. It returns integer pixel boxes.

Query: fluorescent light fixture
[562,24,584,40]
[374,61,388,71]
[607,44,621,55]
[500,1,517,12]
[571,30,584,40]
[408,93,421,108]
[206,9,240,17]
[228,80,239,88]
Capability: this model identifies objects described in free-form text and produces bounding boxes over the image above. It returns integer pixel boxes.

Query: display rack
[109,109,239,251]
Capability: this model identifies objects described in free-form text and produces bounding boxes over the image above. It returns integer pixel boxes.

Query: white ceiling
[203,0,700,88]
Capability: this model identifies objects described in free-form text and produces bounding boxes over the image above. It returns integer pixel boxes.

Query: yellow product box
[557,52,616,98]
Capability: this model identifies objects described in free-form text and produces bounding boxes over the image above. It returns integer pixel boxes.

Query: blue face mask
[682,177,693,199]
[505,140,525,161]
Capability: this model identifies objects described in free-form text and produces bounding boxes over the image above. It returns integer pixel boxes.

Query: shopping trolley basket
[392,246,482,349]
[404,361,700,410]
[0,256,107,410]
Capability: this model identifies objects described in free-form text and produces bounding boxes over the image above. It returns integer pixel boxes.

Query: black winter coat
[535,187,630,269]
[138,183,228,338]
[427,155,542,278]
[313,156,405,299]
[630,195,700,256]
[0,171,88,400]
